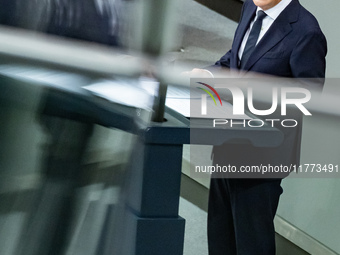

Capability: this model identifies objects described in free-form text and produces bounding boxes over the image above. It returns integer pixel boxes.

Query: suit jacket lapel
[231,3,257,68]
[242,0,300,71]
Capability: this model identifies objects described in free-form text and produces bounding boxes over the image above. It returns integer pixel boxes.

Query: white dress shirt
[238,0,292,61]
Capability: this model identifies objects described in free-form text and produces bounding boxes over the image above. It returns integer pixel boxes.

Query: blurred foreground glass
[0,0,126,47]
[0,67,140,254]
[0,0,185,254]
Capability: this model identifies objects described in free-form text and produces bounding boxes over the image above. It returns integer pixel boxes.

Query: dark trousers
[208,178,283,255]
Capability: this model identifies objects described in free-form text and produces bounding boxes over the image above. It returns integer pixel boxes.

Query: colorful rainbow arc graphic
[196,82,223,106]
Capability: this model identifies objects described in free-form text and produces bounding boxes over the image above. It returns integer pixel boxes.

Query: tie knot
[257,10,267,21]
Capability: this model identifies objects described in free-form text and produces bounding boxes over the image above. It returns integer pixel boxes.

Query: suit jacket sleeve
[204,49,232,73]
[290,27,327,79]
[213,49,232,69]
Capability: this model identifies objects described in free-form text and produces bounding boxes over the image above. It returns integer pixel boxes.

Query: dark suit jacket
[209,0,327,178]
[209,0,327,78]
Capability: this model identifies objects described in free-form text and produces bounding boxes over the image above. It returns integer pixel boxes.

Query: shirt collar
[257,0,292,21]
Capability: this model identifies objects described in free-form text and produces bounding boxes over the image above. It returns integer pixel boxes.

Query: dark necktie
[240,10,267,69]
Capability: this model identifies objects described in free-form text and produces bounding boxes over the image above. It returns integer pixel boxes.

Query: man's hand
[181,68,214,78]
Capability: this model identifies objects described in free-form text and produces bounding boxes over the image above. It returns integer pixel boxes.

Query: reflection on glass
[0,0,124,47]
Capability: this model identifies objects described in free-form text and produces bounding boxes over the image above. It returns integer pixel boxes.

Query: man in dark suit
[187,0,327,254]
